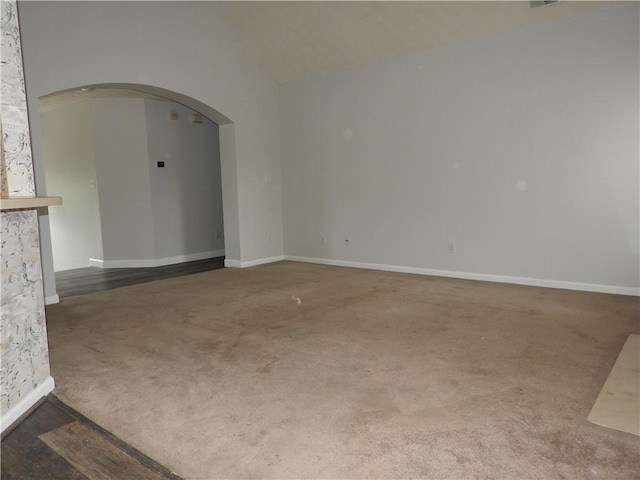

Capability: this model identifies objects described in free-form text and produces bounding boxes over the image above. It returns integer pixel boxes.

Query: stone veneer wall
[1,0,52,420]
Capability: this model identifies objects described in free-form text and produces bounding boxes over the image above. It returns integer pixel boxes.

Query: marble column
[1,0,53,424]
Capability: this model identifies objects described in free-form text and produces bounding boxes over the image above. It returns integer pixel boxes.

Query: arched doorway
[36,84,239,304]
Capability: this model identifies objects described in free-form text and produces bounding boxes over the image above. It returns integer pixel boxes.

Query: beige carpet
[588,334,640,436]
[45,262,640,479]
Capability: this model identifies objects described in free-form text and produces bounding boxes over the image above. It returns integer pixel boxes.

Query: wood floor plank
[588,334,640,435]
[39,422,169,480]
[47,395,183,480]
[1,438,90,480]
[2,398,182,480]
[1,402,89,480]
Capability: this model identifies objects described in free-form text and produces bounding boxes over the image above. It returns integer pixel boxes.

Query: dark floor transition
[55,256,225,298]
[1,396,182,480]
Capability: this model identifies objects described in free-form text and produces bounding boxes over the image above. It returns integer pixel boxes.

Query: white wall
[40,101,103,271]
[90,98,156,263]
[144,100,224,260]
[19,1,283,298]
[280,4,639,291]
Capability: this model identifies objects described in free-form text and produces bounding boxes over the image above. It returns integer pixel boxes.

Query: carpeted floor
[45,261,640,479]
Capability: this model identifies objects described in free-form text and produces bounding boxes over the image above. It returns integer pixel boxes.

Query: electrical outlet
[321,235,326,245]
[345,237,350,247]
[448,242,456,254]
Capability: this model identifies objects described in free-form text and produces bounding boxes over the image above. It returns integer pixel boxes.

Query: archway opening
[38,84,237,298]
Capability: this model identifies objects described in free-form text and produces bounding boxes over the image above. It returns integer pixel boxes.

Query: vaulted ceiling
[225,1,623,83]
[38,1,624,111]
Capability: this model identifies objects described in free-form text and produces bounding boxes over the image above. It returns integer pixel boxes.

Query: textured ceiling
[225,1,624,83]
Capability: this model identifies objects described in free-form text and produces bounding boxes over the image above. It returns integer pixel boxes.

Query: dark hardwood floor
[1,396,182,480]
[55,256,225,298]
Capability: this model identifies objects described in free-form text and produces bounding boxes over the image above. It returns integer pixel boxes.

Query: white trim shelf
[0,196,62,211]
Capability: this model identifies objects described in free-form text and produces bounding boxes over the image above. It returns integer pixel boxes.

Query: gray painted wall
[90,98,156,263]
[19,1,283,297]
[280,4,639,289]
[20,2,639,293]
[145,99,224,260]
[41,101,103,271]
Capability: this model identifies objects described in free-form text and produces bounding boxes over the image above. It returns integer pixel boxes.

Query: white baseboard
[89,258,104,268]
[44,294,60,305]
[225,255,284,268]
[283,256,640,296]
[89,249,225,269]
[240,255,284,268]
[1,376,55,434]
